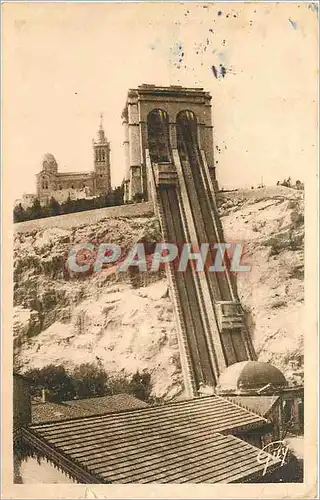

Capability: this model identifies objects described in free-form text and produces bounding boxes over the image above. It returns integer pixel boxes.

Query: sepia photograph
[1,1,318,498]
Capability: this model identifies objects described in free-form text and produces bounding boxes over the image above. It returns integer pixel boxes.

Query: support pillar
[122,116,130,203]
[128,103,142,200]
[139,121,149,199]
[169,122,177,150]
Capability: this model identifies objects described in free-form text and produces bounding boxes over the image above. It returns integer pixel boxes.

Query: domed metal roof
[42,153,57,163]
[217,361,287,395]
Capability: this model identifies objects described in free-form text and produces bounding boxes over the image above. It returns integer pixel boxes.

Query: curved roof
[217,361,287,395]
[42,153,57,163]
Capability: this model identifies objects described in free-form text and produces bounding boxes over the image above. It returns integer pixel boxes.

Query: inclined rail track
[146,110,255,394]
[177,131,250,365]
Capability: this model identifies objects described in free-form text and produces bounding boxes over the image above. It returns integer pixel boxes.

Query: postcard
[1,2,318,498]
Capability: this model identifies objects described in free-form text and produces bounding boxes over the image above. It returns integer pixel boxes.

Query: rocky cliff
[13,187,304,399]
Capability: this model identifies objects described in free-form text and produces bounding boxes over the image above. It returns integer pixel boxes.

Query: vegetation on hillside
[23,362,154,403]
[219,179,304,192]
[276,178,304,190]
[13,186,124,223]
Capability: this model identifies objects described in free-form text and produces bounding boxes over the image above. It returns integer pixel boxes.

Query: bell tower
[93,114,111,195]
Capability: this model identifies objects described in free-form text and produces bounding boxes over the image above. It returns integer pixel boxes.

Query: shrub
[288,200,298,210]
[132,192,144,203]
[13,204,27,223]
[269,241,282,256]
[290,210,304,227]
[288,265,304,280]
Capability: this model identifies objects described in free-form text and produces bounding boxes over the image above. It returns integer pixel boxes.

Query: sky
[3,2,318,203]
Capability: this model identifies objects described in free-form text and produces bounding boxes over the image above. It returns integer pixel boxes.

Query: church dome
[42,153,57,164]
[216,361,287,395]
[42,153,58,172]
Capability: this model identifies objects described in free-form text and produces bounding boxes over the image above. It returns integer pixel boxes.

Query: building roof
[24,395,278,483]
[127,85,211,103]
[32,401,92,423]
[32,394,148,424]
[56,171,94,177]
[64,394,149,413]
[227,396,280,418]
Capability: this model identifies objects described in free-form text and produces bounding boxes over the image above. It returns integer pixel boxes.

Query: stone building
[36,116,111,205]
[18,392,287,483]
[13,373,32,436]
[14,193,37,210]
[122,85,218,203]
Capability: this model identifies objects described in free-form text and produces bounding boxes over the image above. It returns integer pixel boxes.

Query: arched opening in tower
[147,109,172,164]
[176,110,199,163]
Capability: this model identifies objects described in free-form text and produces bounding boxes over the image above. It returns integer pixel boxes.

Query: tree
[105,371,153,402]
[112,185,124,205]
[72,363,109,399]
[24,364,75,402]
[41,205,51,218]
[93,195,105,210]
[62,194,75,214]
[295,180,304,191]
[23,363,154,403]
[128,371,152,402]
[27,198,44,220]
[48,197,61,217]
[13,203,26,223]
[102,186,124,207]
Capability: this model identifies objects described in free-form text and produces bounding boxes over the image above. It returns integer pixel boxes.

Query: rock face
[13,187,304,399]
[219,187,304,386]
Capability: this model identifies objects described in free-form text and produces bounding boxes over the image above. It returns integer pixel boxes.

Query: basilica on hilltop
[36,116,111,205]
